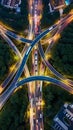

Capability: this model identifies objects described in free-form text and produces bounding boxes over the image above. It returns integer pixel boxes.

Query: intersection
[0,1,73,130]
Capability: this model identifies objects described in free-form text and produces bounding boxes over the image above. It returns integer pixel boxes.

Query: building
[49,0,66,11]
[52,103,73,130]
[1,0,21,9]
[49,0,66,14]
[49,0,65,6]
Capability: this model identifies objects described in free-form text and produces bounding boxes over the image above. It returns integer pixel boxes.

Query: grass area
[0,38,17,82]
[50,21,73,78]
[43,83,73,130]
[0,86,29,130]
[0,0,28,32]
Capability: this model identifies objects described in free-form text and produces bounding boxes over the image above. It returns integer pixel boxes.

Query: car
[35,55,38,60]
[36,119,38,123]
[35,60,38,65]
[40,114,43,118]
[49,26,53,31]
[36,124,38,130]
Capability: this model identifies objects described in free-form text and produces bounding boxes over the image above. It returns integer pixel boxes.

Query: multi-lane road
[0,12,73,105]
[0,25,32,44]
[0,9,73,130]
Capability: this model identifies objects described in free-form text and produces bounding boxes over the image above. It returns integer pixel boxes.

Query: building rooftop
[52,103,73,130]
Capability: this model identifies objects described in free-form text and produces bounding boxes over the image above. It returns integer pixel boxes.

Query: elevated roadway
[0,11,73,130]
[0,13,73,110]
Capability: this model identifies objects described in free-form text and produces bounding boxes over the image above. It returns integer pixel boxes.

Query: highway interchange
[0,1,73,130]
